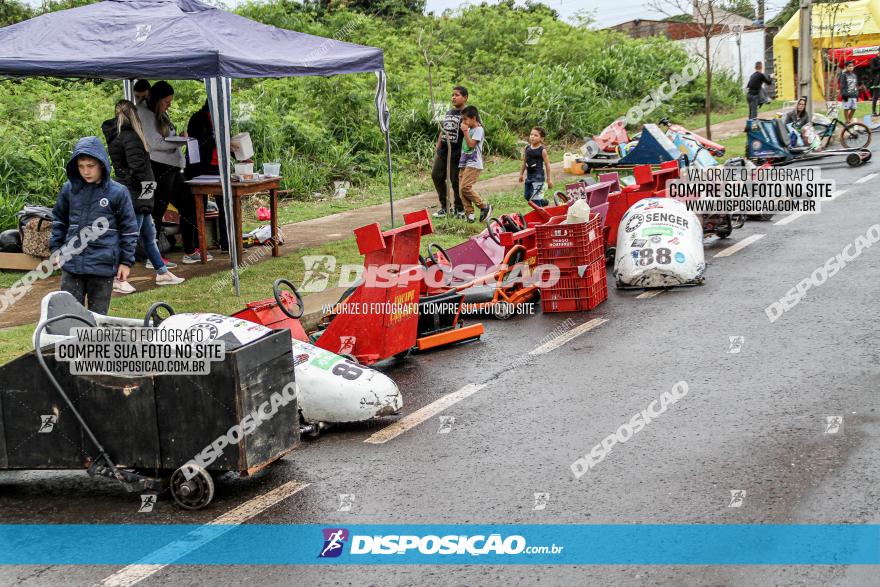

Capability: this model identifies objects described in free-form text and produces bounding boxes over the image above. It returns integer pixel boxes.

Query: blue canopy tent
[0,0,393,295]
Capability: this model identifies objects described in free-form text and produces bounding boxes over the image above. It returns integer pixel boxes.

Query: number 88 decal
[332,360,363,380]
[637,248,672,266]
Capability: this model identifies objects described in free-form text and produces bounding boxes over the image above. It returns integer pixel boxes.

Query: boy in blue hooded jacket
[50,136,139,315]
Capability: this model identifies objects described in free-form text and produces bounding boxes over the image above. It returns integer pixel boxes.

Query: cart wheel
[715,228,732,239]
[170,464,214,510]
[493,302,515,320]
[605,247,616,265]
[840,123,871,149]
[846,153,863,167]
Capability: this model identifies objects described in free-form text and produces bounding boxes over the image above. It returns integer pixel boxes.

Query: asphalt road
[2,156,879,586]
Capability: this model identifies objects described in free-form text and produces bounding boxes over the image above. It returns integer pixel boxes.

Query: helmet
[0,229,22,253]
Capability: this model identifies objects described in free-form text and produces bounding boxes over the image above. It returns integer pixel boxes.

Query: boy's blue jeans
[137,213,167,274]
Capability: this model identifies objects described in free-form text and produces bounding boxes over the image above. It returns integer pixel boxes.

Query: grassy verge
[677,100,785,131]
[248,156,534,231]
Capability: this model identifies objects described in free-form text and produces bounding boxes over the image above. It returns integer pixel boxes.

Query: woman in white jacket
[138,81,209,264]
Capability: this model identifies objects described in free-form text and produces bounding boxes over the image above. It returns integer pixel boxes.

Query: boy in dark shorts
[519,126,553,207]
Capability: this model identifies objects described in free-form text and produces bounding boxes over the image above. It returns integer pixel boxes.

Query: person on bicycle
[839,61,859,124]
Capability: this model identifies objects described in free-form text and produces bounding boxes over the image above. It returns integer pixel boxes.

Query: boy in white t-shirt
[457,106,492,223]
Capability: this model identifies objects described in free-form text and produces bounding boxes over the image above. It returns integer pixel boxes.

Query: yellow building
[774,0,880,101]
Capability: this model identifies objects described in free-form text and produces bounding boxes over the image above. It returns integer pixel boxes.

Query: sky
[20,0,789,29]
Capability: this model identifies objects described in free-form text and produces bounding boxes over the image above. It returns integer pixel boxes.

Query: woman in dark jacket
[102,100,184,288]
[185,100,229,251]
[138,81,207,264]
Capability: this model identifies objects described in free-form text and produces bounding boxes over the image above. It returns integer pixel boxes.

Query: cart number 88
[637,248,672,266]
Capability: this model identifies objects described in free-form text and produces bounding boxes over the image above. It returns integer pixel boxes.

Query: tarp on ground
[0,0,384,79]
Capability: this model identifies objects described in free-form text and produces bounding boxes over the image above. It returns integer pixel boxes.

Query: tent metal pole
[206,76,240,295]
[385,130,394,228]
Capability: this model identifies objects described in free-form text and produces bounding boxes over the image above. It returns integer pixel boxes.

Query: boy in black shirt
[746,62,773,119]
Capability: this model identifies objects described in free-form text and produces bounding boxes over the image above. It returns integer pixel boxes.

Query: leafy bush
[0,0,742,229]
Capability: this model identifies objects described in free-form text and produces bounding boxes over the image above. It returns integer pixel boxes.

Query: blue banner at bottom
[1,525,878,565]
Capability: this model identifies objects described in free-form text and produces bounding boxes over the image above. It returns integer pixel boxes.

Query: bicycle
[811,103,872,150]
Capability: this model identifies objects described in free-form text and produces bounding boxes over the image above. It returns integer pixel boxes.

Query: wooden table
[186,177,280,264]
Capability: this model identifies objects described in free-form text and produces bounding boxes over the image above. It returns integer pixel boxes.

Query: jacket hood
[66,136,112,186]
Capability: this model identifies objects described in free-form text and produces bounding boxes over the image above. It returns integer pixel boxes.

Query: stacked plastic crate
[536,214,608,312]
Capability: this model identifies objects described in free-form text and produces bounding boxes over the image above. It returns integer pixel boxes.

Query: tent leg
[385,131,394,228]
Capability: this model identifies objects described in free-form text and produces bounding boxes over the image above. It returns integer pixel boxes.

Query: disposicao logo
[319,528,349,558]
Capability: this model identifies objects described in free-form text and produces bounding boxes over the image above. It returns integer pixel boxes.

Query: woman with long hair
[137,81,209,264]
[102,99,185,289]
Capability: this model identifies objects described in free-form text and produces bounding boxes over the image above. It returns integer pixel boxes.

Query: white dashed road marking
[714,234,765,258]
[364,383,487,444]
[529,318,608,355]
[101,480,310,586]
[854,173,877,184]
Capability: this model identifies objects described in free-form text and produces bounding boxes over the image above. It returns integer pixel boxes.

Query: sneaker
[113,279,136,294]
[182,249,214,264]
[466,213,476,223]
[455,209,466,219]
[156,271,185,286]
[432,209,447,218]
[479,204,493,223]
[145,257,177,270]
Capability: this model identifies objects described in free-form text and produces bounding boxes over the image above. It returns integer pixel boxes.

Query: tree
[768,0,797,27]
[308,0,426,18]
[1,0,33,26]
[721,0,756,20]
[647,0,742,139]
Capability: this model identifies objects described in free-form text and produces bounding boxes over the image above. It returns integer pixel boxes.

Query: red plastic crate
[540,260,608,313]
[536,213,603,268]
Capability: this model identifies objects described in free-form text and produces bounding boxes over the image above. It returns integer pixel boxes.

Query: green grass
[0,188,531,366]
[678,100,786,131]
[241,156,542,231]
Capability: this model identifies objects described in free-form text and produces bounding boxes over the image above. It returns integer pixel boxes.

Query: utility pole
[757,0,765,26]
[798,0,813,117]
[732,24,744,86]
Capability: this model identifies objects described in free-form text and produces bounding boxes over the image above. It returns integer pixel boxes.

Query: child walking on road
[518,126,553,207]
[458,106,492,223]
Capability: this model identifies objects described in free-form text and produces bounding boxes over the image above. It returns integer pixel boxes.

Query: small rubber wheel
[493,302,515,320]
[846,153,862,167]
[715,228,732,239]
[605,247,616,265]
[170,464,214,510]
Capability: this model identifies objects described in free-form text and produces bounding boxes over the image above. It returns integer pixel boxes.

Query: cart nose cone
[369,371,403,416]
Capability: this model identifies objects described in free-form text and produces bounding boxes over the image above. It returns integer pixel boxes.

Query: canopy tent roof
[0,0,384,79]
[828,45,880,68]
[775,0,880,43]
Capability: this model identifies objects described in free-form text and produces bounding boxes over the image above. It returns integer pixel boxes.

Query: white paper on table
[187,138,200,164]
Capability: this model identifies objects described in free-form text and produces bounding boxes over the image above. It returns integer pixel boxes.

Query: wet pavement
[1,157,879,585]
